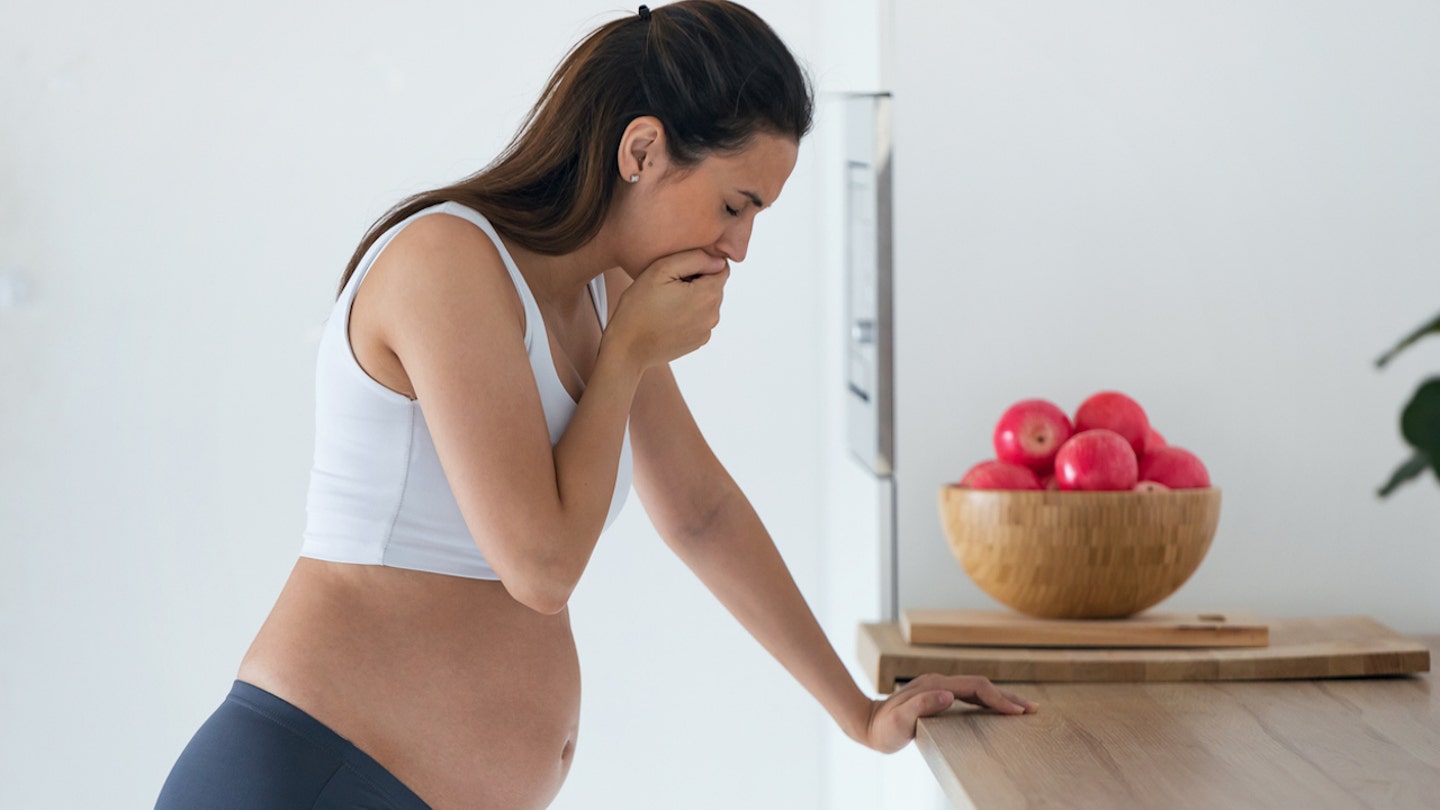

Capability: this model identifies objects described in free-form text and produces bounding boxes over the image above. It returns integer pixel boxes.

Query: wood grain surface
[911,635,1440,810]
[860,616,1429,691]
[901,609,1269,648]
[938,486,1222,618]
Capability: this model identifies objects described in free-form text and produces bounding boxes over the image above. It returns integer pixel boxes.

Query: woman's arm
[662,481,876,743]
[379,215,640,615]
[626,360,1037,752]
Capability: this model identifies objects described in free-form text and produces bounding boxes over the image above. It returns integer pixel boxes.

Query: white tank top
[298,201,632,579]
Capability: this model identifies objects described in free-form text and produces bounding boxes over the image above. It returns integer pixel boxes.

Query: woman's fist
[606,249,730,370]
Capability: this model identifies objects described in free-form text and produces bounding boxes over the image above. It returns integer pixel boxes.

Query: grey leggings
[156,680,431,809]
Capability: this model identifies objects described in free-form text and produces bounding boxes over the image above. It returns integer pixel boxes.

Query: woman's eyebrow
[738,190,766,208]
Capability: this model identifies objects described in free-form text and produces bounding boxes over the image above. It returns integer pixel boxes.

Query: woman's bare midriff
[237,557,581,810]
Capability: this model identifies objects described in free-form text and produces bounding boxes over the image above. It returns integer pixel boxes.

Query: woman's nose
[717,221,752,263]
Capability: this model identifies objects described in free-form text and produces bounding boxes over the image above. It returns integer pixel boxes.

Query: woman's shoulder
[388,204,499,257]
[414,199,493,230]
[364,205,527,347]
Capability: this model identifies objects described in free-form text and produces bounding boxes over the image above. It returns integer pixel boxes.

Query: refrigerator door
[843,93,895,479]
[841,93,899,623]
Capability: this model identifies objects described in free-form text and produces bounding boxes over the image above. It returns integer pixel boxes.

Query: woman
[157,2,1037,807]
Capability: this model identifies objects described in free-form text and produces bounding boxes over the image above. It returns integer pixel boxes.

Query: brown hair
[335,0,814,299]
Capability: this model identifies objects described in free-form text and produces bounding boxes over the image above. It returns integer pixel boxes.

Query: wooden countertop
[914,634,1440,809]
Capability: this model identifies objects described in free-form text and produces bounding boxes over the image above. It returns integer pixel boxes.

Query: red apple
[1039,473,1059,491]
[1074,391,1150,458]
[1137,446,1211,489]
[959,460,1043,490]
[1143,427,1167,455]
[1054,429,1139,491]
[993,399,1074,474]
[1134,480,1170,492]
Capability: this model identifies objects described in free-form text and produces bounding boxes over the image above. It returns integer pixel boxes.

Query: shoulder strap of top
[589,275,608,330]
[368,201,603,348]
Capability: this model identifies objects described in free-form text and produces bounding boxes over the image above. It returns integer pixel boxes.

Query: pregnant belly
[237,558,582,810]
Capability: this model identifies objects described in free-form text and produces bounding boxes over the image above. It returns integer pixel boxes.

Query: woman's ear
[617,116,665,183]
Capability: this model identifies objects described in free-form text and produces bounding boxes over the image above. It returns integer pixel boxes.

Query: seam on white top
[380,405,416,564]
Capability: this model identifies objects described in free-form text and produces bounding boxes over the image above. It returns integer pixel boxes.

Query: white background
[3,2,1437,809]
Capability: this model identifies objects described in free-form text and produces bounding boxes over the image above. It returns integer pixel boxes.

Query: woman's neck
[501,235,616,315]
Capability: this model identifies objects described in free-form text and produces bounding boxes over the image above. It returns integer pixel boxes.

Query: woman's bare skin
[237,249,609,809]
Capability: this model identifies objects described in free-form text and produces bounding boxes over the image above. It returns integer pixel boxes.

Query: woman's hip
[155,680,432,809]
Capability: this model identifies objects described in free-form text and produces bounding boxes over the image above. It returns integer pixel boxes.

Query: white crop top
[299,201,632,579]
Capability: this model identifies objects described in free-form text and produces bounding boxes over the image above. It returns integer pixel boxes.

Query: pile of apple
[958,391,1212,491]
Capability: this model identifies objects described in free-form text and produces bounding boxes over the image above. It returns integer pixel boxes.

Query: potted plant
[1376,310,1440,497]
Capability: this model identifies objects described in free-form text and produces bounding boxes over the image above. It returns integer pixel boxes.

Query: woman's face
[609,120,799,278]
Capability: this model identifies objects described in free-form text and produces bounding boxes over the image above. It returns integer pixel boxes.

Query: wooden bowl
[938,485,1222,619]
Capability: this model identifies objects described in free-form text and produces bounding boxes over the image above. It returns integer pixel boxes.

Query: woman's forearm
[665,485,876,744]
[546,336,643,604]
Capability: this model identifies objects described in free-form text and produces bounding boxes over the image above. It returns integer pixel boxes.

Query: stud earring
[629,174,639,183]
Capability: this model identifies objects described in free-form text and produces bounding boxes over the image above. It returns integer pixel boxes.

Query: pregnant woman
[156,2,1036,807]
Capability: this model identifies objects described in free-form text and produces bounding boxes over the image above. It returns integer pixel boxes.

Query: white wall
[888,0,1440,636]
[0,2,867,808]
[814,0,956,808]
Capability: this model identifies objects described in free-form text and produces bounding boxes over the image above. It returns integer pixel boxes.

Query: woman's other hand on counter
[863,673,1039,754]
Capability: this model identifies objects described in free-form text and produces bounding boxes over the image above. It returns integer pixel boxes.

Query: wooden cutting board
[901,609,1269,648]
[858,615,1430,691]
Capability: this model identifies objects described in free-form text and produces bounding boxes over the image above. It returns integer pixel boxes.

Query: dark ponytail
[336,0,814,298]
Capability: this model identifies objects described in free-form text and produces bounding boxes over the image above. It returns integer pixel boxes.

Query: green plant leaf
[1376,311,1440,368]
[1400,378,1440,477]
[1377,451,1431,497]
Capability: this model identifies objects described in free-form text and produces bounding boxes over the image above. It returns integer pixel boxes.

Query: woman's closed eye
[724,203,740,217]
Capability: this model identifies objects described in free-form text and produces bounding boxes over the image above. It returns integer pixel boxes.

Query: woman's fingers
[1003,690,1040,712]
[894,674,1039,716]
[973,679,1027,714]
[972,679,1032,713]
[949,676,1038,714]
[864,675,1038,755]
